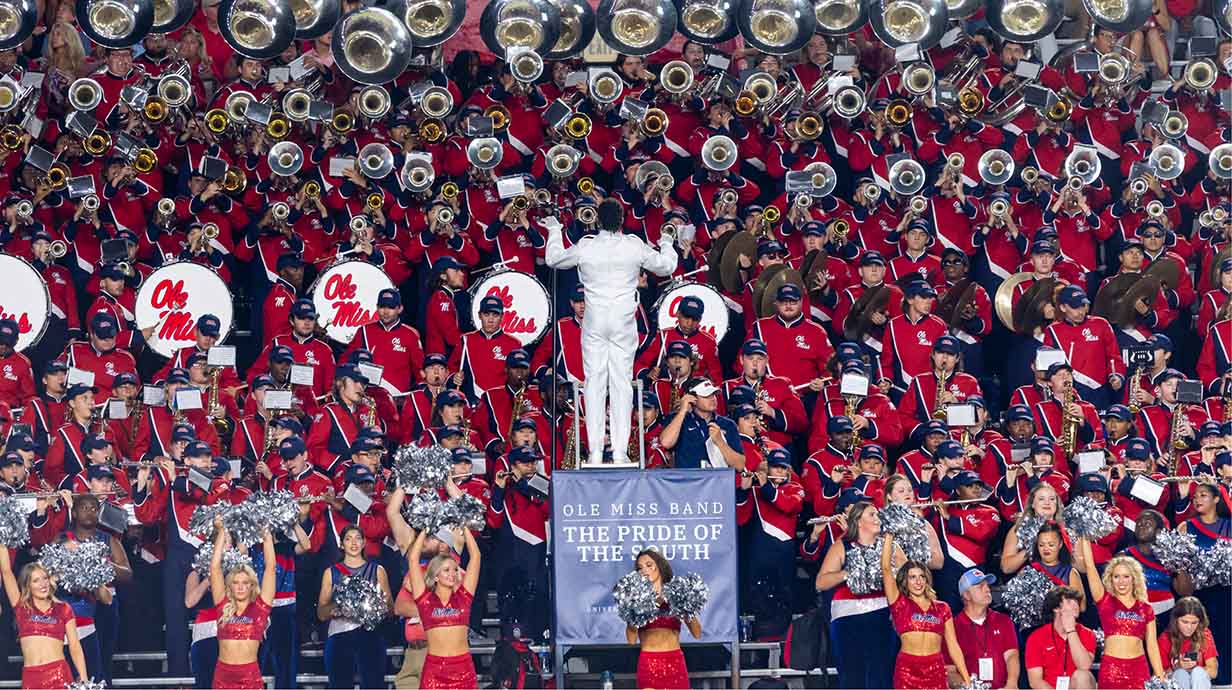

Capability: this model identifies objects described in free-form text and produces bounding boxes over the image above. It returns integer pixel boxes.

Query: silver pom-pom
[1193,539,1232,589]
[1152,529,1199,573]
[332,574,388,631]
[192,543,254,577]
[67,680,107,690]
[39,541,115,593]
[402,490,446,533]
[1061,496,1118,542]
[1144,676,1181,690]
[393,444,453,490]
[663,572,709,621]
[845,536,885,595]
[1093,628,1105,654]
[221,499,266,546]
[879,503,931,563]
[189,504,230,541]
[1015,515,1047,552]
[0,496,30,548]
[999,566,1052,629]
[957,678,991,690]
[612,571,659,628]
[249,490,300,538]
[441,494,486,531]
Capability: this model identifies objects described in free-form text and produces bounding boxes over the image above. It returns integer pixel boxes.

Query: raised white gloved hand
[541,217,563,234]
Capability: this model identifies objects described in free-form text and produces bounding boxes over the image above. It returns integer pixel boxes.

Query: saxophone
[843,395,860,453]
[207,368,230,436]
[261,416,276,457]
[561,400,579,469]
[668,380,682,413]
[507,388,526,442]
[1060,382,1079,456]
[460,416,476,451]
[360,394,377,428]
[1223,378,1232,424]
[128,399,143,439]
[1167,401,1189,475]
[1128,363,1144,415]
[931,369,949,420]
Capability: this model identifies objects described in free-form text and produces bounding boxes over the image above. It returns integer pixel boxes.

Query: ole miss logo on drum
[312,261,394,345]
[469,271,550,346]
[135,262,234,358]
[0,254,51,352]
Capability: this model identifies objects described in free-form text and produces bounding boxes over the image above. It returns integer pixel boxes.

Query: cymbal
[706,231,736,291]
[718,231,757,294]
[801,249,828,298]
[994,272,1035,331]
[937,279,977,328]
[1093,273,1140,322]
[1012,277,1058,335]
[1142,256,1180,290]
[751,264,789,318]
[760,267,803,318]
[1114,276,1162,328]
[843,284,890,342]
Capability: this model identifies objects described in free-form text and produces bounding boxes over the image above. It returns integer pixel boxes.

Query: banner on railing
[551,469,738,645]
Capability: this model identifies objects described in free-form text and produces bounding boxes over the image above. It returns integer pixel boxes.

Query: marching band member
[305,364,376,475]
[1135,368,1208,465]
[398,353,450,445]
[1032,361,1105,461]
[879,280,947,400]
[259,253,305,346]
[750,283,835,392]
[486,445,550,641]
[62,313,139,401]
[898,335,982,427]
[736,448,804,638]
[474,349,543,460]
[0,318,34,410]
[635,294,722,384]
[808,359,903,453]
[529,284,586,383]
[132,368,221,462]
[249,298,336,400]
[929,470,1002,608]
[447,295,523,405]
[154,314,241,393]
[342,288,424,398]
[1043,285,1125,409]
[723,339,807,449]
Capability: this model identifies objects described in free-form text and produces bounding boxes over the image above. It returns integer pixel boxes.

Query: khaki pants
[394,643,429,689]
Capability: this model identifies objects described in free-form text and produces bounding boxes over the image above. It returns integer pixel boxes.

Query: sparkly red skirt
[893,651,947,690]
[637,648,690,689]
[1098,654,1150,689]
[213,660,263,689]
[22,660,73,689]
[421,652,478,689]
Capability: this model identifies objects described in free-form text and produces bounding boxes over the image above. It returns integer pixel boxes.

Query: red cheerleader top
[415,586,473,632]
[216,597,271,641]
[1096,593,1154,639]
[640,602,682,632]
[890,596,952,636]
[15,601,73,639]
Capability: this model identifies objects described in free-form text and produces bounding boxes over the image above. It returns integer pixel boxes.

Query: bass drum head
[0,254,50,352]
[311,260,395,345]
[469,269,551,346]
[135,261,234,359]
[653,281,730,342]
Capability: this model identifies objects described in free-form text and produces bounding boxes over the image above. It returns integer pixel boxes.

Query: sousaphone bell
[1082,0,1152,32]
[1148,143,1183,181]
[1209,143,1232,180]
[481,0,562,55]
[889,158,925,195]
[677,0,738,44]
[986,0,1062,42]
[358,142,394,179]
[76,0,155,49]
[595,0,674,55]
[813,0,867,35]
[736,0,816,55]
[332,6,413,85]
[289,0,340,38]
[0,0,37,50]
[868,0,949,50]
[978,148,1015,186]
[544,0,594,58]
[218,0,295,58]
[700,135,736,171]
[150,0,194,33]
[267,140,303,176]
[467,137,504,170]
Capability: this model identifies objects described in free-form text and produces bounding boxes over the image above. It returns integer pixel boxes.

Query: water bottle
[739,615,754,642]
[538,649,552,675]
[600,670,614,690]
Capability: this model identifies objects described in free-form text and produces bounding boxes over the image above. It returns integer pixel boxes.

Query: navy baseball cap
[1006,404,1033,422]
[801,220,825,237]
[506,349,531,369]
[1222,257,1232,275]
[424,353,448,368]
[377,288,401,308]
[348,349,373,365]
[1216,451,1232,469]
[966,395,985,409]
[512,417,537,433]
[766,448,792,468]
[273,417,303,435]
[727,384,755,406]
[184,351,208,369]
[334,363,368,385]
[184,440,212,458]
[842,360,867,376]
[6,432,34,452]
[80,433,111,453]
[732,403,759,419]
[91,313,118,338]
[933,335,961,354]
[776,284,802,302]
[251,374,275,391]
[433,256,462,274]
[509,446,541,464]
[860,251,886,267]
[451,447,474,464]
[1057,285,1089,308]
[351,436,384,454]
[904,281,937,299]
[957,568,996,595]
[1199,421,1223,440]
[1075,472,1110,494]
[1029,239,1057,256]
[437,425,463,440]
[172,424,196,443]
[113,372,139,388]
[835,342,862,363]
[44,360,69,375]
[920,419,948,436]
[757,240,786,259]
[291,298,317,320]
[678,296,704,319]
[569,284,585,302]
[270,345,294,364]
[99,264,125,281]
[741,339,768,357]
[0,318,17,347]
[641,391,660,409]
[1030,436,1054,455]
[858,444,885,462]
[1148,334,1173,352]
[1102,404,1133,421]
[935,439,964,459]
[828,416,854,434]
[835,488,869,512]
[166,367,191,385]
[1154,367,1184,385]
[65,383,96,401]
[1045,361,1073,379]
[478,295,504,314]
[86,464,115,481]
[278,436,306,459]
[345,464,376,485]
[276,253,303,271]
[950,470,985,488]
[1121,238,1145,254]
[1125,437,1151,461]
[666,341,693,359]
[0,452,22,468]
[437,390,466,407]
[196,314,221,337]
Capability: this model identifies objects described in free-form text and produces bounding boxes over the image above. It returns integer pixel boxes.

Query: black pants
[493,538,548,640]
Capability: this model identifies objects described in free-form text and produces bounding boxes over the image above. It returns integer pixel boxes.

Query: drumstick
[679,266,708,279]
[475,257,520,276]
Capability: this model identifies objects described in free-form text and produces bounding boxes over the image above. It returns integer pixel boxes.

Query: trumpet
[718,188,738,205]
[142,98,168,123]
[0,125,21,150]
[885,99,912,127]
[330,111,354,135]
[989,197,1010,217]
[1021,166,1040,184]
[366,192,383,211]
[46,239,67,259]
[909,195,928,215]
[205,109,230,133]
[266,116,289,140]
[795,112,822,140]
[1045,97,1071,123]
[156,197,176,219]
[577,177,595,195]
[1146,199,1165,218]
[44,163,69,190]
[485,104,511,131]
[641,108,668,136]
[14,200,31,220]
[577,205,597,225]
[83,194,100,211]
[441,182,459,199]
[416,118,447,144]
[419,86,453,119]
[1184,59,1217,90]
[357,85,390,120]
[222,167,246,193]
[304,181,321,199]
[660,60,694,94]
[734,91,757,116]
[203,223,219,240]
[903,63,935,97]
[588,69,623,105]
[133,147,157,173]
[84,130,111,156]
[795,194,812,209]
[271,201,290,221]
[1161,111,1188,140]
[564,113,591,139]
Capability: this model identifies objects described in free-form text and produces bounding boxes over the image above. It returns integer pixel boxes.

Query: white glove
[541,217,563,234]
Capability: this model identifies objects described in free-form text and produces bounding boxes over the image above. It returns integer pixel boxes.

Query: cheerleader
[209,519,276,690]
[624,550,703,690]
[881,535,971,689]
[0,544,88,689]
[1078,538,1167,687]
[318,524,392,689]
[1177,482,1231,685]
[816,498,901,689]
[407,525,481,689]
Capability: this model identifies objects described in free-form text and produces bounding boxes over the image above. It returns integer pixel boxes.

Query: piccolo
[11,490,121,500]
[1159,475,1210,483]
[910,496,989,508]
[807,514,846,524]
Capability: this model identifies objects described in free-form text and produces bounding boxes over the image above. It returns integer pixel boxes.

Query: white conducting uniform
[544,221,678,463]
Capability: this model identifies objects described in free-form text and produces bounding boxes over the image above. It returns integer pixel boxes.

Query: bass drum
[135,261,233,359]
[311,260,395,345]
[653,281,730,342]
[469,269,551,346]
[0,254,50,352]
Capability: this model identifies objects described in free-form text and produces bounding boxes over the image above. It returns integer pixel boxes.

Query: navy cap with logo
[113,372,139,388]
[921,419,948,436]
[6,432,34,453]
[506,349,531,369]
[91,312,118,338]
[166,367,191,385]
[86,464,116,481]
[1031,436,1054,455]
[936,439,964,459]
[185,351,208,369]
[451,447,473,464]
[437,425,464,440]
[766,448,792,468]
[641,391,660,409]
[509,446,541,464]
[858,444,885,461]
[1075,472,1110,495]
[732,404,759,419]
[1199,421,1223,440]
[1148,334,1173,353]
[727,384,754,406]
[1154,368,1184,385]
[270,346,294,364]
[251,374,275,391]
[1030,239,1057,256]
[65,383,96,402]
[433,256,463,274]
[278,436,306,459]
[185,439,212,458]
[569,284,585,302]
[437,390,466,407]
[377,288,401,308]
[44,360,69,376]
[350,436,384,454]
[776,284,802,302]
[1057,285,1090,308]
[348,349,373,365]
[172,424,196,443]
[904,281,937,299]
[424,353,448,368]
[276,253,304,272]
[933,335,961,354]
[836,342,862,363]
[346,464,376,485]
[0,452,22,468]
[478,295,504,314]
[0,318,18,347]
[512,417,537,433]
[197,314,221,338]
[1006,404,1033,422]
[860,251,886,267]
[273,417,303,435]
[1222,257,1232,275]
[949,470,985,489]
[757,240,786,258]
[835,488,869,513]
[334,364,368,385]
[966,395,985,409]
[99,263,125,281]
[801,220,825,237]
[741,339,768,357]
[1045,361,1073,379]
[666,341,693,359]
[291,298,317,320]
[678,296,704,319]
[828,416,854,434]
[1124,437,1151,461]
[1121,238,1145,254]
[80,433,111,454]
[1102,404,1133,421]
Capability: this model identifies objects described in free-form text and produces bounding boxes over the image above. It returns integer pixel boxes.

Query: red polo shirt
[947,609,1017,689]
[1024,623,1097,687]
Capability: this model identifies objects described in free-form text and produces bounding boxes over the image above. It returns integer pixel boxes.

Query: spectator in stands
[1025,586,1097,689]
[659,378,743,469]
[947,568,1019,689]
[1159,596,1219,689]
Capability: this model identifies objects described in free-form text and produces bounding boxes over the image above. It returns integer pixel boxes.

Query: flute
[807,514,846,525]
[11,490,122,500]
[1159,475,1211,483]
[910,496,989,509]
